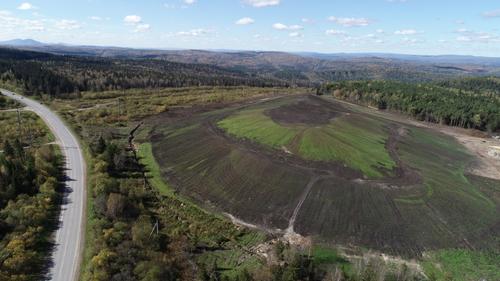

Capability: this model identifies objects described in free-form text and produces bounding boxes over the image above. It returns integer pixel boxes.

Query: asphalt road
[1,89,86,281]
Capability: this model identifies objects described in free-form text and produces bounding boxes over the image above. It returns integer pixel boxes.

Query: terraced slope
[150,95,500,257]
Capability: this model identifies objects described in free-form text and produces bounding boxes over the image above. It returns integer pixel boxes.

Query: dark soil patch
[148,94,500,258]
[266,95,345,125]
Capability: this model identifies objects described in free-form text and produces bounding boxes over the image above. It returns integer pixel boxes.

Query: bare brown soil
[266,95,345,125]
[148,94,500,257]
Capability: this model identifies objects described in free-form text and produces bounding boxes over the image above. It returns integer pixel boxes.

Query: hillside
[2,41,500,85]
[0,47,288,97]
[149,94,500,259]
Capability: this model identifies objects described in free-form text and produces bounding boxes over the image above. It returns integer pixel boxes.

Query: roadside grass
[422,249,500,281]
[78,145,97,281]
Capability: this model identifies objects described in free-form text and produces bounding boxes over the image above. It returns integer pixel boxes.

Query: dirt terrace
[148,94,500,258]
[266,96,345,125]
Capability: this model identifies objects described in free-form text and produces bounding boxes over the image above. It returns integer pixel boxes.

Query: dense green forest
[318,80,500,132]
[437,77,500,94]
[0,141,62,281]
[3,47,500,100]
[0,99,61,281]
[0,48,289,98]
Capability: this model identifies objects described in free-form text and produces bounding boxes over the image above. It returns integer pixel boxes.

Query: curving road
[1,89,86,281]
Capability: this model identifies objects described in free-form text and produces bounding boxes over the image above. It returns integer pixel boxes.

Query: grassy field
[218,96,395,178]
[218,108,299,148]
[137,143,174,196]
[298,117,395,178]
[422,249,500,281]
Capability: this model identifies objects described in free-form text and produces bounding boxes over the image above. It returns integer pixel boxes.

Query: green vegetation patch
[218,97,395,178]
[218,108,299,148]
[0,109,54,150]
[299,116,395,178]
[422,249,500,281]
[137,142,174,196]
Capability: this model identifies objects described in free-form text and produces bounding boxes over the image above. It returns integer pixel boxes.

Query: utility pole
[16,107,22,140]
[117,97,125,116]
[149,219,159,238]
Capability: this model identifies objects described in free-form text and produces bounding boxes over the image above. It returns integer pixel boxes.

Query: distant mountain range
[1,38,499,84]
[2,38,500,67]
[0,39,46,47]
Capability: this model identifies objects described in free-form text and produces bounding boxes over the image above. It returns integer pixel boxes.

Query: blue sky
[1,0,500,56]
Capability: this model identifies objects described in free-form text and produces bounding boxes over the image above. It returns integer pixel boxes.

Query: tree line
[0,47,290,98]
[0,141,62,280]
[318,80,500,132]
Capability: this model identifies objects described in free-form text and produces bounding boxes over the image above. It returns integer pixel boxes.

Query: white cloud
[402,37,420,44]
[328,16,371,27]
[90,16,102,21]
[0,12,44,31]
[289,32,302,37]
[272,23,287,30]
[124,15,142,24]
[123,15,151,32]
[456,36,471,42]
[394,29,420,35]
[376,29,384,33]
[236,17,255,25]
[482,9,500,18]
[17,2,35,10]
[288,25,303,30]
[177,28,212,36]
[325,29,347,36]
[134,23,151,33]
[183,0,196,4]
[244,0,280,8]
[55,19,81,30]
[272,23,303,30]
[454,29,500,43]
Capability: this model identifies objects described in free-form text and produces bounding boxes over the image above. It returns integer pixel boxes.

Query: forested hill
[437,77,500,95]
[318,80,500,132]
[0,47,289,97]
[4,43,500,86]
